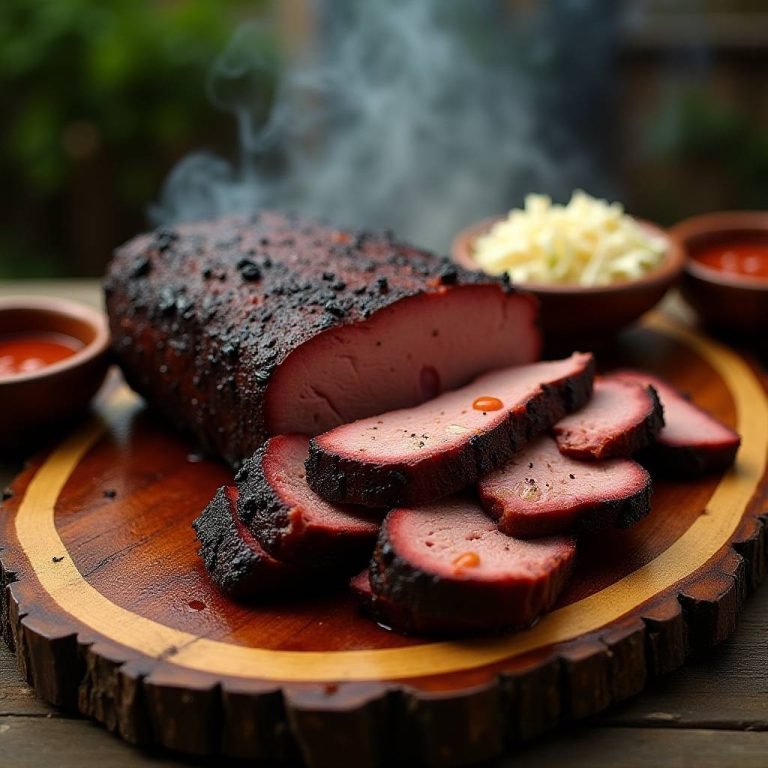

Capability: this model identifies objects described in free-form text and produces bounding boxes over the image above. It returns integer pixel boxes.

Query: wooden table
[0,280,766,768]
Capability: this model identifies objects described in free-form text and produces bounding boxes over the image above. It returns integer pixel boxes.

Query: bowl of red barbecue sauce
[671,212,768,336]
[0,297,110,452]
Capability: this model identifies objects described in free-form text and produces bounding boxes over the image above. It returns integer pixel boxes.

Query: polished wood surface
[0,281,767,768]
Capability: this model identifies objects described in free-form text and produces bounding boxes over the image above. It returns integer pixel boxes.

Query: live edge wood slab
[0,313,766,768]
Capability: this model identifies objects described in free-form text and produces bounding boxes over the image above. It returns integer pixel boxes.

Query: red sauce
[452,551,481,571]
[0,333,82,379]
[472,396,503,412]
[693,241,768,279]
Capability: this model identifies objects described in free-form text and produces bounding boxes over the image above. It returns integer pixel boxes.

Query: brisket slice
[478,436,652,537]
[350,568,375,603]
[105,212,539,466]
[349,568,464,635]
[306,353,595,508]
[236,434,381,563]
[192,486,304,599]
[552,377,663,460]
[613,370,741,477]
[368,498,576,635]
[350,569,406,628]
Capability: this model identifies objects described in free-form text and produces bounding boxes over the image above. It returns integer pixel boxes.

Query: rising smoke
[152,0,619,253]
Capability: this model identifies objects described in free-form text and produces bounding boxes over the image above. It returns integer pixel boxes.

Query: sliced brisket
[236,434,381,563]
[478,436,652,537]
[350,568,375,603]
[613,370,741,477]
[306,353,595,508]
[349,569,409,629]
[552,377,664,460]
[192,486,304,599]
[349,567,473,634]
[105,212,539,465]
[368,498,576,634]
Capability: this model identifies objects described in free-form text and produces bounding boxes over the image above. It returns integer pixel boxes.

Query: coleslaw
[472,191,667,286]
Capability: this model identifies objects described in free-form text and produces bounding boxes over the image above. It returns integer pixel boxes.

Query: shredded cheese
[473,191,667,286]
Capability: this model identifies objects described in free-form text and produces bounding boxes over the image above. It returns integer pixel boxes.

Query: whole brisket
[105,213,539,465]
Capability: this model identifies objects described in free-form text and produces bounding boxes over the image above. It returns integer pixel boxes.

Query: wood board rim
[7,314,768,682]
[1,312,767,766]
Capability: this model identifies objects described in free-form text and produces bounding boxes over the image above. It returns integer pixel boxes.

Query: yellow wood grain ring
[13,315,768,682]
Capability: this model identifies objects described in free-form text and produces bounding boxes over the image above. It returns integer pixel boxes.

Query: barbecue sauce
[0,333,82,378]
[453,551,481,571]
[472,396,503,412]
[693,241,768,279]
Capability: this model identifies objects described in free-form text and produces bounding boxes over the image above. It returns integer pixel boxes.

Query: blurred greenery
[663,92,768,208]
[1,1,766,278]
[0,0,274,277]
[635,87,768,225]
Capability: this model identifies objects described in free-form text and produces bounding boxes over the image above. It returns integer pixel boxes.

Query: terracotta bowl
[0,296,110,453]
[452,216,685,345]
[670,211,768,336]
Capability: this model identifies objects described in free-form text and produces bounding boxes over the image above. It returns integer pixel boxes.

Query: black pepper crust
[305,356,596,508]
[105,211,521,466]
[616,384,665,458]
[575,474,653,532]
[192,487,304,599]
[234,447,285,553]
[637,440,741,479]
[234,440,380,564]
[349,569,458,635]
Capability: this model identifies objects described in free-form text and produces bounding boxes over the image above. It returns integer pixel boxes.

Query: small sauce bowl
[0,296,110,452]
[670,211,768,336]
[452,216,684,345]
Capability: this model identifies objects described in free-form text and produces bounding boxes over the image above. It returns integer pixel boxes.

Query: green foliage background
[0,0,273,277]
[0,1,765,278]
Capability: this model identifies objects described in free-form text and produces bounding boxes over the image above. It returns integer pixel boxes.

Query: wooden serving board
[1,313,767,768]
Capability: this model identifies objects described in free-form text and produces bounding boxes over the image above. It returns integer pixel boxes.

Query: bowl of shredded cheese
[452,191,684,341]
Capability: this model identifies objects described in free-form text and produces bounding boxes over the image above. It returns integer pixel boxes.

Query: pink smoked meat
[478,436,652,538]
[236,434,381,563]
[350,569,375,603]
[368,497,576,635]
[613,370,740,477]
[105,212,540,465]
[192,486,305,599]
[306,353,595,507]
[552,377,664,460]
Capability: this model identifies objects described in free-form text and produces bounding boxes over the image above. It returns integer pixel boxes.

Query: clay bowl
[670,211,768,337]
[0,296,110,454]
[452,216,685,347]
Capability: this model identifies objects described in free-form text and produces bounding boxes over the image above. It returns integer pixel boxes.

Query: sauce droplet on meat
[0,333,81,379]
[452,551,481,571]
[472,396,503,412]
